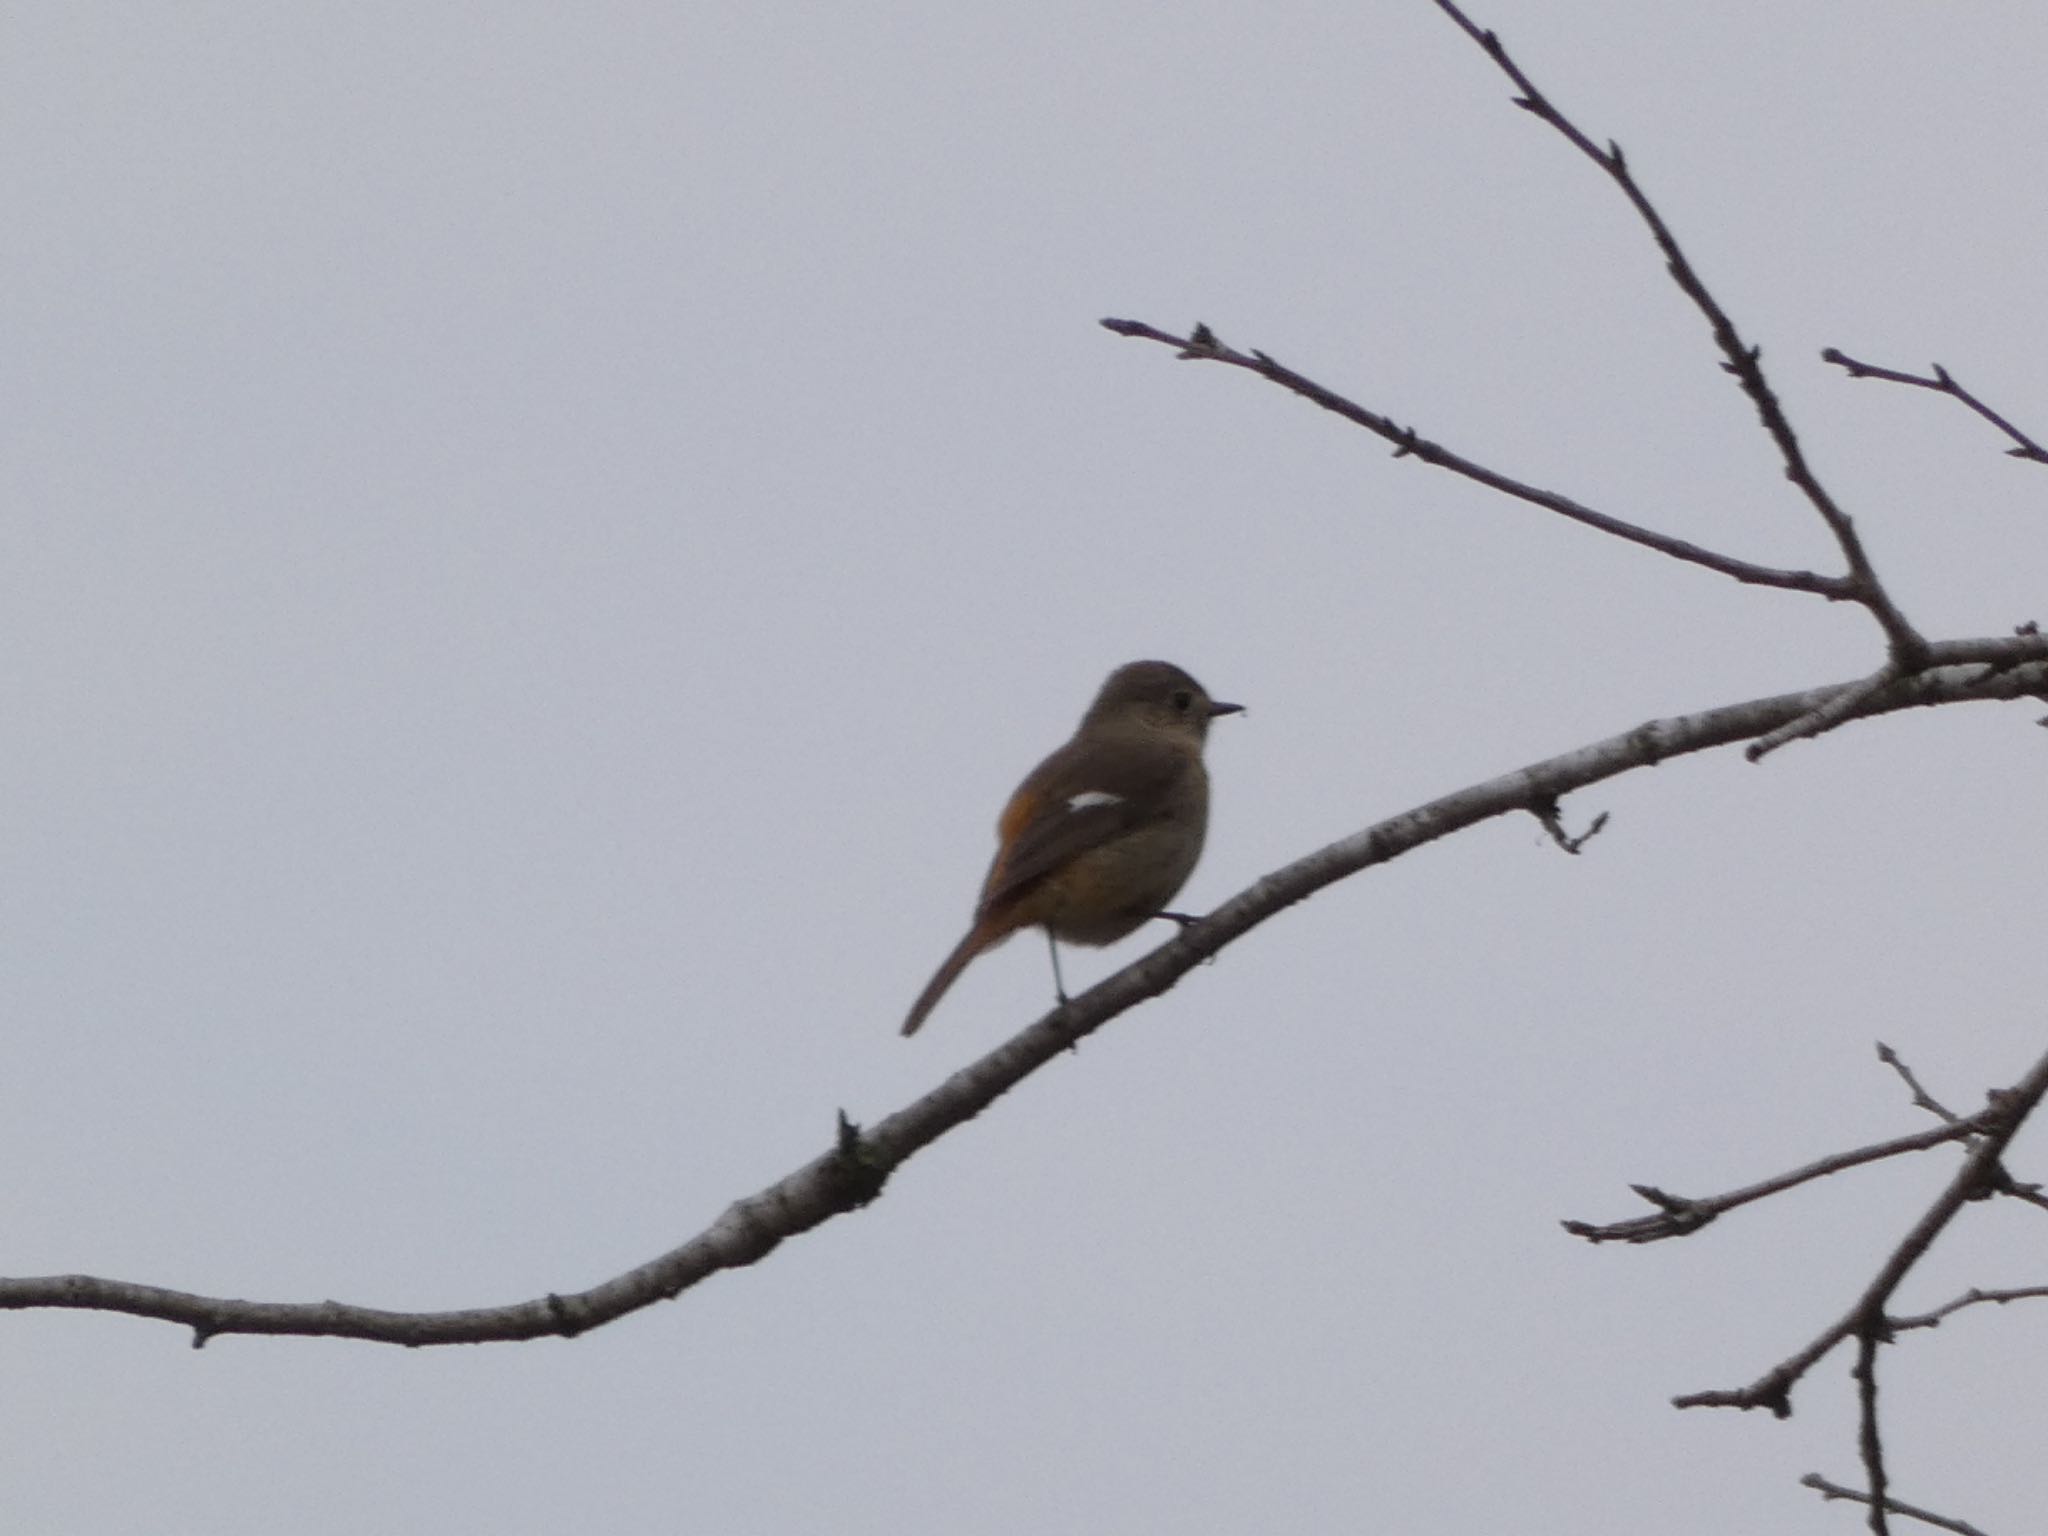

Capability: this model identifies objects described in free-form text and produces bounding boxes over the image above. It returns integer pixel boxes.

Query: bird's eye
[1171,689,1193,712]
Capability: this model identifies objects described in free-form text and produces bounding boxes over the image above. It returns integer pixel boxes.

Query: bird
[900,659,1240,1036]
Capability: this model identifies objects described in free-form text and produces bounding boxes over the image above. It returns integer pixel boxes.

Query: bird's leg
[1044,929,1069,1005]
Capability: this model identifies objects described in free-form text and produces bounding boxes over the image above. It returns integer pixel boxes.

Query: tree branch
[1875,1042,2048,1214]
[1877,1041,1963,1124]
[1745,661,1914,762]
[1801,1474,1990,1536]
[1824,348,2048,466]
[1099,318,1853,598]
[1673,1042,2048,1418]
[1429,0,1928,667]
[1562,1113,1990,1246]
[1890,1285,2048,1333]
[2,641,2043,1345]
[1852,1327,1891,1536]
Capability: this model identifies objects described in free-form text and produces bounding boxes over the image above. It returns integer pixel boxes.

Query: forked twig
[1111,5,1949,761]
[1673,1045,2048,1418]
[1428,0,1926,668]
[1529,797,1608,854]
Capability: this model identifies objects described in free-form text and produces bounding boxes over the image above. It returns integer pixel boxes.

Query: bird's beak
[1208,699,1244,718]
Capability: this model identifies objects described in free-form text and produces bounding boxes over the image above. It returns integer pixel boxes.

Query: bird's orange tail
[900,921,1004,1036]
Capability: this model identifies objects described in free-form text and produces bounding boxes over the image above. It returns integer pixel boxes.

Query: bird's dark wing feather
[977,734,1183,916]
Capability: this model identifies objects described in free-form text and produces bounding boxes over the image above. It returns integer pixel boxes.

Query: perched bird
[901,659,1240,1036]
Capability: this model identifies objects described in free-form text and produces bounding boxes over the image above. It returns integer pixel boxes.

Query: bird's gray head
[1081,660,1242,739]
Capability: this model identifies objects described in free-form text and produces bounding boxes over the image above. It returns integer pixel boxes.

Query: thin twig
[1890,1285,2048,1333]
[1747,663,1905,761]
[1824,349,2048,466]
[1877,1042,1962,1124]
[1802,1474,1991,1536]
[1428,1,1927,666]
[1099,318,1851,599]
[1563,1115,1989,1244]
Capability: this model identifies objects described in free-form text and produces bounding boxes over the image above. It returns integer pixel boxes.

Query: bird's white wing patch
[1066,790,1124,812]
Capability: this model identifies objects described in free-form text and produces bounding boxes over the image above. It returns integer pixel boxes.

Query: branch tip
[1820,347,2048,464]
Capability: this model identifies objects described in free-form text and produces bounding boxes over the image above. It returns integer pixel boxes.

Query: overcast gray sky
[5,3,2048,1532]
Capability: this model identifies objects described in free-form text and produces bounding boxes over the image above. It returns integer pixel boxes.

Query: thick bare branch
[4,642,2043,1345]
[1431,1,1927,666]
[1824,348,2048,466]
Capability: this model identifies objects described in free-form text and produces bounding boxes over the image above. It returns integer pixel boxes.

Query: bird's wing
[977,734,1182,917]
